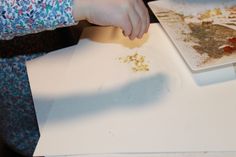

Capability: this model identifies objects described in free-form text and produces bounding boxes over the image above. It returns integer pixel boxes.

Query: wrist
[72,0,89,21]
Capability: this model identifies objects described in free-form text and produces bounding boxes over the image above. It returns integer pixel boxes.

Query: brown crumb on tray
[188,22,236,59]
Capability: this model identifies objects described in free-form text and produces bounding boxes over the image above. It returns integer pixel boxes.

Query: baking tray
[148,0,236,71]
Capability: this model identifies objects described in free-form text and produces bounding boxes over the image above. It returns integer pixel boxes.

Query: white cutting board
[27,24,236,156]
[26,45,78,132]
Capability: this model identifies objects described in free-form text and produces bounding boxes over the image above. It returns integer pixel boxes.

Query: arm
[73,0,150,40]
[0,0,76,40]
[0,0,150,40]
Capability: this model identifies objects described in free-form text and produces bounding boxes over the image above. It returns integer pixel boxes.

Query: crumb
[119,52,150,72]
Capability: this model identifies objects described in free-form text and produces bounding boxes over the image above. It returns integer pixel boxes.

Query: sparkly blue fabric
[0,0,76,40]
[0,53,44,156]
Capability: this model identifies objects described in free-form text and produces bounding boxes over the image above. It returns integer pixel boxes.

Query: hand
[73,0,150,40]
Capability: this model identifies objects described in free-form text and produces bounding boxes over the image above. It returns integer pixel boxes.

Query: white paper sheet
[28,24,236,157]
[47,152,236,157]
[45,152,236,157]
[26,45,78,132]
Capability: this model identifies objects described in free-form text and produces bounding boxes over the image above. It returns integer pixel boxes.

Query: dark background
[0,0,158,156]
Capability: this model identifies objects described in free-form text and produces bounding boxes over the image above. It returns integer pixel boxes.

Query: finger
[145,9,150,33]
[128,4,142,40]
[137,0,150,34]
[119,14,132,37]
[135,0,148,38]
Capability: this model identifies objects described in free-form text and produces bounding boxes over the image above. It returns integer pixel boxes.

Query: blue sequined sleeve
[0,0,77,40]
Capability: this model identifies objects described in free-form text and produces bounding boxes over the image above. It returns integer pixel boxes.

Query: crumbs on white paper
[118,52,150,72]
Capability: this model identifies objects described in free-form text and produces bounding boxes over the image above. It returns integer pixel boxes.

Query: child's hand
[73,0,150,40]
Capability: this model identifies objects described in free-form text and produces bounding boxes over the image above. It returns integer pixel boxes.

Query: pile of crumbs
[118,52,149,72]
